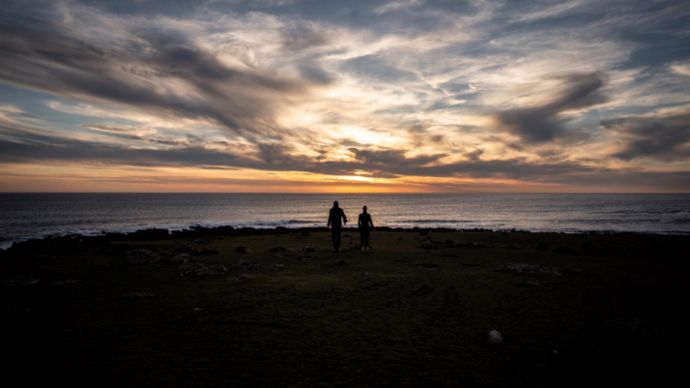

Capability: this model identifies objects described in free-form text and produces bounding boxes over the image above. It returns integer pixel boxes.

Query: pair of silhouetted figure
[327,201,374,252]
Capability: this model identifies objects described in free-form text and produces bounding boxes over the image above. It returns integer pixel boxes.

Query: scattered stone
[269,246,289,252]
[499,263,562,276]
[2,275,40,287]
[506,244,522,250]
[235,246,252,254]
[334,259,347,266]
[170,253,192,264]
[178,262,228,276]
[237,274,255,281]
[417,263,440,268]
[233,260,263,270]
[487,330,503,344]
[303,245,316,253]
[458,241,490,248]
[174,243,218,256]
[121,292,156,299]
[444,239,456,247]
[52,279,80,286]
[421,241,434,249]
[114,249,160,265]
[193,307,202,312]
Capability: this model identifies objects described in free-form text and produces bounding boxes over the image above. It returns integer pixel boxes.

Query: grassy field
[1,228,688,387]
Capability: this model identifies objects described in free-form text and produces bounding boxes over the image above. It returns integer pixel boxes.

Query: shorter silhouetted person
[327,201,347,251]
[358,206,374,251]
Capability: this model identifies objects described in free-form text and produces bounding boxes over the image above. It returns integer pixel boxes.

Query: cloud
[604,106,690,161]
[492,72,606,143]
[0,3,314,140]
[340,54,420,83]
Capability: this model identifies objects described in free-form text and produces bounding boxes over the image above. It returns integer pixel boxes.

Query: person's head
[333,200,339,208]
[363,205,368,213]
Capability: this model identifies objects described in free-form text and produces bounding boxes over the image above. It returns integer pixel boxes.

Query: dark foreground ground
[1,227,689,387]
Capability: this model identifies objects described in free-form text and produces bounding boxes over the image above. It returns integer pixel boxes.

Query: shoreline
[4,223,690,252]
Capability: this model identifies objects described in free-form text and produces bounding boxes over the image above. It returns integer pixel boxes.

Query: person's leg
[331,229,338,250]
[363,230,370,249]
[360,230,365,250]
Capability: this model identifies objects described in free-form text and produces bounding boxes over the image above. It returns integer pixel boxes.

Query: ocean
[1,193,689,249]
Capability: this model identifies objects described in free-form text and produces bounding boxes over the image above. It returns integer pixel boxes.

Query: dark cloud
[2,129,690,191]
[493,72,606,143]
[603,109,690,161]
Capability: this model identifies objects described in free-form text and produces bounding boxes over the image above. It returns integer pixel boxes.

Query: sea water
[1,193,689,249]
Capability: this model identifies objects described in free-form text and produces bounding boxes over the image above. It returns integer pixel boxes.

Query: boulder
[174,243,218,256]
[487,330,503,344]
[499,263,562,276]
[114,249,160,265]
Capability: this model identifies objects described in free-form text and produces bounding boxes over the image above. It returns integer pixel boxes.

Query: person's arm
[327,211,332,228]
[369,215,374,229]
[342,210,348,225]
[358,214,362,227]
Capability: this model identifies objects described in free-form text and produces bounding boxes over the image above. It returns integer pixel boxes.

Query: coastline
[4,223,690,253]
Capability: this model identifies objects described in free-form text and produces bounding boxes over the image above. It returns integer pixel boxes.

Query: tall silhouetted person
[327,201,347,251]
[358,206,374,251]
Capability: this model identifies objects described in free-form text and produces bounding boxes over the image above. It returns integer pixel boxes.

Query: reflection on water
[1,193,690,248]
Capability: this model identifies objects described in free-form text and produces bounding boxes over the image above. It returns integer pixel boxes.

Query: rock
[114,249,160,265]
[459,241,490,248]
[170,253,192,264]
[499,263,562,276]
[235,246,252,254]
[334,259,347,266]
[174,243,218,256]
[233,260,263,270]
[2,275,40,287]
[444,239,456,247]
[127,228,170,240]
[237,274,255,281]
[487,330,503,344]
[303,245,315,253]
[421,241,434,249]
[178,262,228,276]
[269,246,288,252]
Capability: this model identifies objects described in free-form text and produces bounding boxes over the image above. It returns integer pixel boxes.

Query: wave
[399,219,473,224]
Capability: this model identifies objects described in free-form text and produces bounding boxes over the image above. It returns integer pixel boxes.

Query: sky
[1,0,689,193]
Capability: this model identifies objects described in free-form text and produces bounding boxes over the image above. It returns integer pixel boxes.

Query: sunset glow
[1,1,689,192]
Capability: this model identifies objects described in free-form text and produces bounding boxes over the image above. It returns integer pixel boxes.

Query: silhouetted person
[358,206,374,251]
[327,201,347,251]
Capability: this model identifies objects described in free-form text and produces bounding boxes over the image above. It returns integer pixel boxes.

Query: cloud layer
[1,0,690,192]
